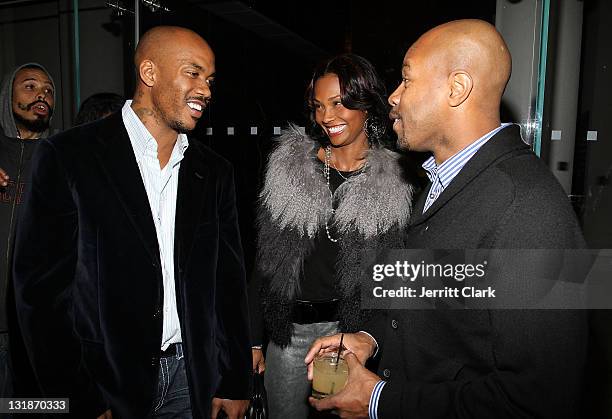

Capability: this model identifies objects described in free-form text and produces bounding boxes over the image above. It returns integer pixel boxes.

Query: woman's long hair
[305,53,391,146]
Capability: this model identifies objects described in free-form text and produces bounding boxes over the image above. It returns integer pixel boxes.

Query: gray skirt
[264,321,339,419]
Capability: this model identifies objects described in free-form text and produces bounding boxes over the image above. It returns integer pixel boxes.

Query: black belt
[292,299,339,324]
[160,343,181,358]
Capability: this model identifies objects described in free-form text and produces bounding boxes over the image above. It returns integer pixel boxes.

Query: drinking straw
[334,333,344,371]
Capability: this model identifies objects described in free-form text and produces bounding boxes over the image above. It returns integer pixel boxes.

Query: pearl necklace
[323,146,367,242]
[324,146,339,242]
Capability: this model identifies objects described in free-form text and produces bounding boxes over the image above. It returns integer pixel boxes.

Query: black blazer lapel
[410,125,530,226]
[91,112,160,265]
[174,143,209,278]
[408,184,430,225]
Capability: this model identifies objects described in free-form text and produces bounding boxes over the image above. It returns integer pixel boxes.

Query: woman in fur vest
[249,53,415,418]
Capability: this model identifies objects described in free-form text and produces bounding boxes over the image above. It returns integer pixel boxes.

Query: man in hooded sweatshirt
[0,62,55,397]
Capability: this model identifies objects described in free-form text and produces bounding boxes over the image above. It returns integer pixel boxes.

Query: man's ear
[138,60,156,88]
[448,71,473,107]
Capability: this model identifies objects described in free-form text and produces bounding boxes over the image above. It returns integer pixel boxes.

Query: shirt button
[391,319,398,329]
[153,308,161,319]
[383,369,391,378]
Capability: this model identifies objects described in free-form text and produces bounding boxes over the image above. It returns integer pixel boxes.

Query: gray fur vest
[256,124,414,347]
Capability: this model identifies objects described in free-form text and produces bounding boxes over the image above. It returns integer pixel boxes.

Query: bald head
[130,26,216,138]
[417,19,511,105]
[388,19,512,160]
[134,26,213,74]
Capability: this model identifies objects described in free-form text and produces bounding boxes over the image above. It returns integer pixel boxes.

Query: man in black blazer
[12,26,251,418]
[306,19,587,418]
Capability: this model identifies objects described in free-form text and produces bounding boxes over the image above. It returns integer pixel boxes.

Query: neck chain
[332,162,349,181]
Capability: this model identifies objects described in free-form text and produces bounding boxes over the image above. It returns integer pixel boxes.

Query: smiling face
[313,73,368,149]
[12,67,54,137]
[149,36,215,134]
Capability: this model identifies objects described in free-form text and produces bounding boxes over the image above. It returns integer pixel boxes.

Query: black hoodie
[0,63,55,332]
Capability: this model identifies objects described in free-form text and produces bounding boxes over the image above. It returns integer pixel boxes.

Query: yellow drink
[312,354,348,399]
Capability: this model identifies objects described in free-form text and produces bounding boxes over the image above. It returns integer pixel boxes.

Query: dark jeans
[0,332,13,398]
[152,344,192,419]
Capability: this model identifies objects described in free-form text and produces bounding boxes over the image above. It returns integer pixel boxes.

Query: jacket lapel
[410,184,429,223]
[409,125,530,226]
[91,112,160,265]
[174,144,209,278]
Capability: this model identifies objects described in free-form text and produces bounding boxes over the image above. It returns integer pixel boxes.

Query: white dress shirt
[122,100,189,350]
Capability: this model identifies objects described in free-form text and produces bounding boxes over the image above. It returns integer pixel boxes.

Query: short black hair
[74,93,124,126]
[305,53,390,146]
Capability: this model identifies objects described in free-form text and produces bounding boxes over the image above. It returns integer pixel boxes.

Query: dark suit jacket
[365,125,587,418]
[12,112,252,418]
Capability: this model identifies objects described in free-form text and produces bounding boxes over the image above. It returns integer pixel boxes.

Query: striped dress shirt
[368,123,512,419]
[422,123,512,214]
[122,101,189,351]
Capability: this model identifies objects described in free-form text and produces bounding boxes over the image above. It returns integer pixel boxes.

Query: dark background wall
[572,0,612,248]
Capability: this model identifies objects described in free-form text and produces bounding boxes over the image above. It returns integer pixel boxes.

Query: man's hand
[0,167,9,187]
[252,348,266,373]
[305,332,376,380]
[309,352,380,418]
[96,409,112,419]
[211,397,249,419]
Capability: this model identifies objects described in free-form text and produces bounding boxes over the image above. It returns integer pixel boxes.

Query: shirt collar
[122,100,189,164]
[422,123,512,186]
[169,133,189,167]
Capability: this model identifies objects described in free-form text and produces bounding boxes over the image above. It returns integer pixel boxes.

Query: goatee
[170,120,193,134]
[13,112,50,134]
